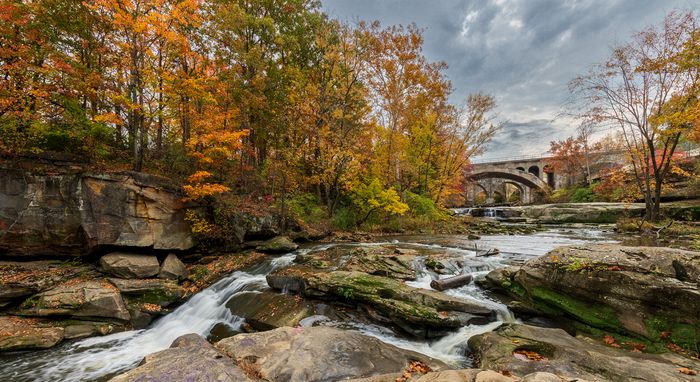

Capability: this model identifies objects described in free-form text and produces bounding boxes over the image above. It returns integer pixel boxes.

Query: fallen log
[476,248,500,257]
[430,273,473,291]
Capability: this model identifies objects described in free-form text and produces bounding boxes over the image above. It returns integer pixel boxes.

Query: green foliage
[350,178,409,225]
[287,193,326,223]
[571,186,595,202]
[331,207,357,230]
[404,191,446,219]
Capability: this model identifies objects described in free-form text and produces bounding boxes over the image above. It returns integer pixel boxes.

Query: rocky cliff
[0,166,195,257]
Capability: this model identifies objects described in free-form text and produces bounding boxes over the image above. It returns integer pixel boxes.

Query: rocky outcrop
[0,167,194,257]
[469,323,700,382]
[480,244,700,352]
[158,253,187,280]
[255,236,298,254]
[100,252,160,279]
[267,267,495,338]
[110,334,252,382]
[216,326,448,382]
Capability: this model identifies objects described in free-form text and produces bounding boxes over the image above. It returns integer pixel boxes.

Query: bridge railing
[470,153,552,165]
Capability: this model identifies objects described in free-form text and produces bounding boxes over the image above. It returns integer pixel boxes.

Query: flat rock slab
[469,323,700,382]
[100,253,160,279]
[217,326,447,382]
[0,261,96,307]
[267,267,495,337]
[0,316,64,351]
[110,333,252,382]
[17,280,130,321]
[346,369,571,382]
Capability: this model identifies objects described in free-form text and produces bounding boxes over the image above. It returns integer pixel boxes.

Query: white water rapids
[0,228,615,381]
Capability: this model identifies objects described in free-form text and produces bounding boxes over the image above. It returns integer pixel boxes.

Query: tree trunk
[430,274,473,291]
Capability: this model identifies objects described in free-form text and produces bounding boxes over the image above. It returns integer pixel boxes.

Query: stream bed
[0,227,617,382]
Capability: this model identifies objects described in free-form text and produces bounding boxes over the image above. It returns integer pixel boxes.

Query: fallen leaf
[678,368,697,376]
[513,349,546,361]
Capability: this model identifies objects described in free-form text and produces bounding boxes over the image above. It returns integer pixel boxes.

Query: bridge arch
[468,166,549,191]
[528,165,540,178]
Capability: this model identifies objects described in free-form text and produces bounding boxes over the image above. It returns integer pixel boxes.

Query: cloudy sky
[322,0,695,161]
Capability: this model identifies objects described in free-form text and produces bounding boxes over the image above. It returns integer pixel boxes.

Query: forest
[0,0,501,231]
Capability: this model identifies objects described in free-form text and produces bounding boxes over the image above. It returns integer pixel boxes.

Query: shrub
[571,186,595,202]
[331,207,357,230]
[287,193,325,223]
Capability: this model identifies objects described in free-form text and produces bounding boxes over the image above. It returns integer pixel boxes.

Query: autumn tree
[570,11,698,221]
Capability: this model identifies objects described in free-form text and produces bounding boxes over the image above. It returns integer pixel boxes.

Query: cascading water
[0,228,616,382]
[0,254,297,382]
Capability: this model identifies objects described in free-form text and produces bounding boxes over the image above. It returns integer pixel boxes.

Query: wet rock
[483,244,700,351]
[226,291,314,331]
[255,236,299,254]
[267,268,495,338]
[469,323,700,382]
[110,333,252,382]
[0,316,64,351]
[17,280,130,321]
[216,326,447,382]
[100,253,160,279]
[157,254,187,280]
[0,168,195,258]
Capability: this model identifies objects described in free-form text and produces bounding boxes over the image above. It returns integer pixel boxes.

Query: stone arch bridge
[466,155,563,205]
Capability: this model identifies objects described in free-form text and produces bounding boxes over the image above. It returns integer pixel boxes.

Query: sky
[321,0,695,161]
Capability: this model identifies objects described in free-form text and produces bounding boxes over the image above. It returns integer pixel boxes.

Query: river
[0,226,617,381]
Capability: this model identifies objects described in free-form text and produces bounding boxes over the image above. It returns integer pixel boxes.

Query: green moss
[529,287,622,331]
[501,279,526,298]
[189,266,209,282]
[645,316,700,353]
[573,321,669,354]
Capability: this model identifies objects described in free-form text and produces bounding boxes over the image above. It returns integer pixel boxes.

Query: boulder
[17,280,130,321]
[267,268,495,337]
[110,333,252,382]
[158,254,187,280]
[226,291,314,330]
[0,167,195,258]
[0,316,64,351]
[469,323,700,382]
[255,236,298,254]
[100,253,160,279]
[216,326,447,382]
[482,244,700,351]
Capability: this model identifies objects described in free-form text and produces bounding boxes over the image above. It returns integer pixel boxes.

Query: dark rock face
[216,326,447,382]
[469,323,700,382]
[0,168,195,257]
[481,244,700,352]
[109,334,252,382]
